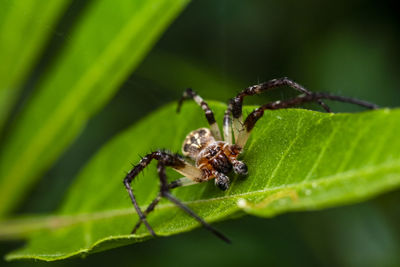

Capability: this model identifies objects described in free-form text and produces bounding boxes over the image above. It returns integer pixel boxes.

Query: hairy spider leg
[124,151,199,236]
[235,92,379,148]
[131,177,198,234]
[130,193,161,234]
[177,88,222,140]
[157,162,231,243]
[124,151,230,243]
[230,77,332,143]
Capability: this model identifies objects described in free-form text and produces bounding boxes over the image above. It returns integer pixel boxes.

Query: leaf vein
[265,117,304,188]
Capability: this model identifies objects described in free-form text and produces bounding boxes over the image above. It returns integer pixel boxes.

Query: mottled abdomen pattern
[182,128,215,159]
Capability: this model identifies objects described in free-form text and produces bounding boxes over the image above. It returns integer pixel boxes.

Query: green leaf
[3,102,400,261]
[0,0,190,217]
[0,0,70,131]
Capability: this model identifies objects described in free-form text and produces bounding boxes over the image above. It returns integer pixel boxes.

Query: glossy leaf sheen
[0,0,189,216]
[6,102,400,261]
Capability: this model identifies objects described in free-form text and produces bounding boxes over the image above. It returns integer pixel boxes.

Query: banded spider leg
[227,79,378,148]
[124,151,231,243]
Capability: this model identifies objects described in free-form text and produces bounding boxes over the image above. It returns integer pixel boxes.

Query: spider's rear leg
[177,88,222,140]
[230,78,331,142]
[236,92,378,148]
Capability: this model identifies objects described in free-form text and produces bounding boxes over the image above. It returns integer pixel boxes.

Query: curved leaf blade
[0,0,70,131]
[4,103,400,261]
[0,0,190,217]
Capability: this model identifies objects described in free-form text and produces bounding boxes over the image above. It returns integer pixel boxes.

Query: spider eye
[233,161,248,176]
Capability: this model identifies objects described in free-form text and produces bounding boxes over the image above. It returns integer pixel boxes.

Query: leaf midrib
[2,158,398,236]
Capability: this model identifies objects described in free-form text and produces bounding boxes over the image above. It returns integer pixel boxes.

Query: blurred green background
[1,0,400,266]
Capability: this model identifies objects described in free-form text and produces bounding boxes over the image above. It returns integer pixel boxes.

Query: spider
[123,77,378,243]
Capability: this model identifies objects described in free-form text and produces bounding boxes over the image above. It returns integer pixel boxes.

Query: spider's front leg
[123,152,168,236]
[130,176,197,235]
[124,151,195,236]
[124,150,230,243]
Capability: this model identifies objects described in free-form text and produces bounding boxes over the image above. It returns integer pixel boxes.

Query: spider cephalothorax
[181,127,246,190]
[123,77,378,243]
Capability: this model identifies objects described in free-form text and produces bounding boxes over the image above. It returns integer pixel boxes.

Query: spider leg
[177,88,222,140]
[163,192,231,243]
[131,177,198,234]
[130,193,161,234]
[236,92,378,148]
[124,151,198,237]
[214,172,230,191]
[124,180,155,236]
[230,77,331,142]
[157,162,231,243]
[168,176,199,189]
[125,151,230,243]
[223,101,233,144]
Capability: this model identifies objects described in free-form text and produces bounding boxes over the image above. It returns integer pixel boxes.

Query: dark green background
[2,0,400,266]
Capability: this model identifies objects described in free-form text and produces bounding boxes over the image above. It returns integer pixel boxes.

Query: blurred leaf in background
[0,0,189,217]
[0,0,70,131]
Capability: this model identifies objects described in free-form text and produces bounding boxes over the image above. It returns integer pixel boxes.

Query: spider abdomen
[182,128,215,159]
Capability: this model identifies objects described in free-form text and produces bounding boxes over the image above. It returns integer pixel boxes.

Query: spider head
[233,160,248,176]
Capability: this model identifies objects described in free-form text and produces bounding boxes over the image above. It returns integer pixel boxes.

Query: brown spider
[123,77,378,243]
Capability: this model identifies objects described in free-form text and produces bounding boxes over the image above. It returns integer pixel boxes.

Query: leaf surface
[0,0,189,217]
[4,102,400,261]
